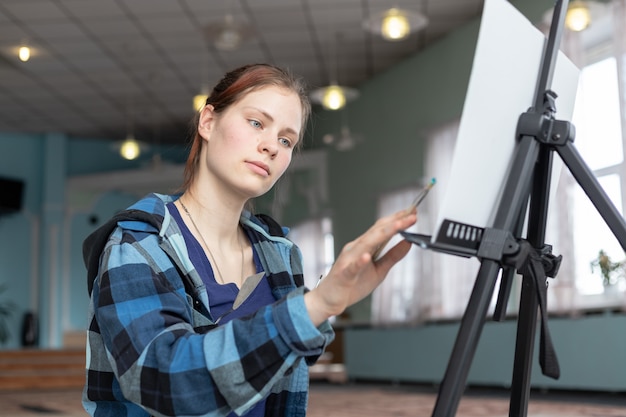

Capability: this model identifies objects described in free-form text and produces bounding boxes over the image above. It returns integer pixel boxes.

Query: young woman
[82,63,417,417]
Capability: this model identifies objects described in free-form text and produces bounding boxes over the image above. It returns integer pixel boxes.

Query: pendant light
[116,99,148,160]
[193,50,210,112]
[204,0,253,52]
[310,33,359,111]
[310,84,358,111]
[364,7,429,41]
[119,135,141,160]
[193,93,209,112]
[18,46,31,62]
[565,1,593,31]
[543,0,611,33]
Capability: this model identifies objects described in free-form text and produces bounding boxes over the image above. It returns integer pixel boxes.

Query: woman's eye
[279,137,292,148]
[249,119,262,129]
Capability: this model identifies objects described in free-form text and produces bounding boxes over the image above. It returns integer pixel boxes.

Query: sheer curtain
[372,121,481,324]
[371,186,424,324]
[422,121,482,319]
[288,218,334,290]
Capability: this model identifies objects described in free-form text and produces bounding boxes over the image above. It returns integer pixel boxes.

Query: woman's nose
[259,135,278,157]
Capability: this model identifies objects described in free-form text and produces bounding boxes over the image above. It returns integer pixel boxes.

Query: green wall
[344,313,626,392]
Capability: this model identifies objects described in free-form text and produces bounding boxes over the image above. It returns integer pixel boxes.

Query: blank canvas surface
[433,0,580,241]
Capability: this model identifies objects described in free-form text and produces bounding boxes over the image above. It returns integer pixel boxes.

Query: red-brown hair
[182,64,311,191]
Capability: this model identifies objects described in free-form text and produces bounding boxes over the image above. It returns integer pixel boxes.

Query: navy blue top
[167,202,274,416]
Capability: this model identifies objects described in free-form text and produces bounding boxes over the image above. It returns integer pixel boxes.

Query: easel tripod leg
[431,260,501,417]
[508,275,539,417]
[507,137,554,417]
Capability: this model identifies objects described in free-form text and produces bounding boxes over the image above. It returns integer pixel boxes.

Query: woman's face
[198,85,303,199]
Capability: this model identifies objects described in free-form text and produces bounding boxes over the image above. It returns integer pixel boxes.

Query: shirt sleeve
[93,229,334,417]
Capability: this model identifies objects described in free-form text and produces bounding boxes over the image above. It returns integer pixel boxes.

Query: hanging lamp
[119,135,141,160]
[543,0,611,33]
[18,46,30,62]
[310,84,359,111]
[364,7,429,41]
[204,14,253,51]
[310,33,359,111]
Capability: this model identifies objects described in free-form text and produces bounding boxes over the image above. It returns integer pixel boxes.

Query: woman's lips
[246,161,270,177]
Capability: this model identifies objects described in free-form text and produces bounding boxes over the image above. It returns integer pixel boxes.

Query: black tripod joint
[535,244,562,278]
[516,90,576,147]
[503,240,562,279]
[477,227,562,279]
[476,227,519,261]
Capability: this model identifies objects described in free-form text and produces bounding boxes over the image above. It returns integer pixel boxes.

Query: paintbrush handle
[372,179,435,260]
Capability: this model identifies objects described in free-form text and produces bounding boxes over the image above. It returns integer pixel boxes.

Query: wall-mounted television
[0,177,24,214]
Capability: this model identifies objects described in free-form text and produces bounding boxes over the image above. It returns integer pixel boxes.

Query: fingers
[308,211,417,324]
[375,239,412,273]
[335,208,416,265]
[369,210,416,256]
[342,211,414,254]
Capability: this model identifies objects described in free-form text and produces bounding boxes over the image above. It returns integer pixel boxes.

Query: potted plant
[0,284,15,345]
[590,249,625,288]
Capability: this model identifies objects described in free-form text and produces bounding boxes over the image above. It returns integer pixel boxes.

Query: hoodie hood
[82,193,176,296]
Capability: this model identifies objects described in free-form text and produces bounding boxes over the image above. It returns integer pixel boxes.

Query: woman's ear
[197,105,215,140]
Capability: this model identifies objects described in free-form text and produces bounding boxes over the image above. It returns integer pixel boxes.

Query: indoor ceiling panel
[81,70,142,94]
[97,38,157,64]
[25,21,89,41]
[44,38,103,58]
[244,4,307,25]
[17,55,74,74]
[139,16,197,38]
[306,0,363,7]
[0,72,36,94]
[84,18,147,38]
[427,0,483,18]
[55,0,126,20]
[30,76,93,98]
[182,0,229,16]
[121,0,188,17]
[0,20,30,44]
[1,0,67,21]
[0,0,486,145]
[66,54,119,72]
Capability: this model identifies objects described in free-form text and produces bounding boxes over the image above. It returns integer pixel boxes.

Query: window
[372,3,626,323]
[539,2,626,313]
[288,217,334,290]
[571,56,624,296]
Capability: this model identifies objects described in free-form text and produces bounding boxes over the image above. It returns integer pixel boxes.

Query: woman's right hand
[304,209,417,326]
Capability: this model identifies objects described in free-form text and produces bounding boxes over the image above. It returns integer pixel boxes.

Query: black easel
[401,1,626,416]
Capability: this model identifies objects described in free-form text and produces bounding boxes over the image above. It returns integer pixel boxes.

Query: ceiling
[0,0,485,147]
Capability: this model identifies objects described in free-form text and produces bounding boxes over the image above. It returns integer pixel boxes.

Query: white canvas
[433,0,580,242]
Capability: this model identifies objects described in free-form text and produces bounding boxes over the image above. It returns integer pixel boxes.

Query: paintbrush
[372,177,436,260]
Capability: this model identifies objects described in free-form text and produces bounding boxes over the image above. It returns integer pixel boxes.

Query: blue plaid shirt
[82,193,334,417]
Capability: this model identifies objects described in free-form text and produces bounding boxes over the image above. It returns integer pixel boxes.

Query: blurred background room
[0,0,625,415]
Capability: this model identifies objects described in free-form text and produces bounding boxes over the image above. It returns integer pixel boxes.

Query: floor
[0,382,624,417]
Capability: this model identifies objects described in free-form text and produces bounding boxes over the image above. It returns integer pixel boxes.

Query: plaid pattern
[82,193,334,417]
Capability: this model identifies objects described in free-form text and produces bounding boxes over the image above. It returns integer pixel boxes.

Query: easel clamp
[476,227,519,260]
[475,227,561,279]
[516,91,575,146]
